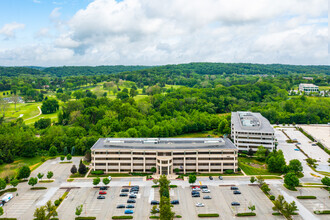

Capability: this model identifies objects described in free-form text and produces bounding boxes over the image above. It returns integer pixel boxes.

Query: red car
[99,191,107,195]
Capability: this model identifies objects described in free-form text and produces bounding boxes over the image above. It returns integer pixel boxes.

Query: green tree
[261,183,270,194]
[150,205,158,214]
[250,176,256,184]
[255,146,267,161]
[34,118,51,129]
[321,176,330,186]
[188,174,197,184]
[159,196,175,220]
[48,146,57,157]
[37,173,44,180]
[75,204,83,217]
[71,165,77,174]
[78,160,87,175]
[93,177,101,186]
[173,168,180,173]
[248,204,256,213]
[102,178,110,186]
[10,179,19,188]
[306,158,317,168]
[66,154,72,161]
[129,88,138,98]
[284,173,299,190]
[0,178,6,190]
[33,206,46,220]
[17,165,31,179]
[28,177,38,188]
[283,201,298,219]
[256,176,265,185]
[60,155,65,161]
[41,98,59,114]
[272,195,286,213]
[288,159,303,174]
[46,200,58,218]
[47,171,54,179]
[0,207,3,216]
[150,167,156,173]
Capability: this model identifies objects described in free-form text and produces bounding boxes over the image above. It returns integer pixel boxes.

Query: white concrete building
[231,112,275,151]
[91,138,238,175]
[298,83,319,93]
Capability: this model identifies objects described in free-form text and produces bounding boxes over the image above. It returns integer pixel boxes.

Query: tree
[261,183,270,194]
[33,206,46,220]
[0,207,3,216]
[250,176,256,184]
[6,150,14,163]
[159,196,175,220]
[63,147,68,156]
[93,177,101,186]
[10,179,19,188]
[75,204,83,217]
[284,173,299,190]
[71,146,75,156]
[321,176,330,186]
[306,158,317,168]
[37,173,44,180]
[153,179,159,185]
[102,178,110,186]
[150,205,158,214]
[288,159,303,174]
[47,171,53,179]
[71,165,77,174]
[46,200,58,218]
[129,88,138,98]
[48,146,57,157]
[150,167,156,173]
[272,195,286,213]
[283,201,298,219]
[34,118,51,129]
[256,176,264,185]
[78,160,87,175]
[60,156,65,161]
[255,146,267,161]
[188,174,196,184]
[28,177,38,188]
[247,148,254,157]
[17,165,31,179]
[67,153,72,161]
[248,204,256,213]
[0,178,6,190]
[173,168,180,173]
[41,98,59,114]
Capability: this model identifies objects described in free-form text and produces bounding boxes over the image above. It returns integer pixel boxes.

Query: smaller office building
[299,83,319,93]
[231,112,275,152]
[91,138,238,175]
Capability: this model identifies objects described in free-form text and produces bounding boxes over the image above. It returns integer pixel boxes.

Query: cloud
[0,22,25,40]
[50,7,62,20]
[35,28,51,38]
[33,0,41,3]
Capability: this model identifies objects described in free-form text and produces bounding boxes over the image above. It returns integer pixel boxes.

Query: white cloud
[0,22,25,40]
[50,7,62,20]
[33,0,41,3]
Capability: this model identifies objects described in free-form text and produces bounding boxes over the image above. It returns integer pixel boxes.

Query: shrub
[54,200,60,206]
[91,170,104,175]
[149,217,160,219]
[152,185,160,188]
[314,210,330,215]
[269,195,275,200]
[236,212,256,216]
[169,185,177,188]
[112,216,133,219]
[0,218,18,220]
[60,156,65,161]
[297,196,316,199]
[225,170,234,174]
[75,217,96,220]
[272,212,281,216]
[30,187,47,190]
[175,215,182,218]
[197,213,219,217]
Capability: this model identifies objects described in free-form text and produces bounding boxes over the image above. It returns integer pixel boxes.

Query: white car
[192,188,201,191]
[196,203,205,207]
[202,189,210,193]
[108,176,112,180]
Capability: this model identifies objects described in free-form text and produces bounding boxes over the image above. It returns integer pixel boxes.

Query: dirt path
[25,106,42,121]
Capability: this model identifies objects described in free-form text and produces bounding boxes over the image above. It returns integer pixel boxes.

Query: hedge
[91,170,104,175]
[297,196,316,199]
[152,185,160,188]
[236,212,256,217]
[75,217,96,220]
[269,195,275,200]
[39,180,54,183]
[149,217,160,219]
[0,218,17,220]
[169,185,177,188]
[198,214,219,217]
[112,216,133,219]
[175,215,182,218]
[314,210,330,215]
[272,213,281,216]
[0,188,17,196]
[31,187,47,190]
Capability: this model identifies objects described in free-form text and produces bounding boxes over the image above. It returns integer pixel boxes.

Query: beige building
[299,83,319,93]
[91,138,238,175]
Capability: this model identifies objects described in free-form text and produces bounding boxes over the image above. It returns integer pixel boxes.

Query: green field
[4,103,40,121]
[238,157,281,175]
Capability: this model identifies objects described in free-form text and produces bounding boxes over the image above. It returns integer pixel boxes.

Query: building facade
[91,138,238,175]
[231,112,275,151]
[299,83,319,93]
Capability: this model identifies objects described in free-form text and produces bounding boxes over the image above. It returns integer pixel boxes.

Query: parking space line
[199,181,202,185]
[129,181,131,186]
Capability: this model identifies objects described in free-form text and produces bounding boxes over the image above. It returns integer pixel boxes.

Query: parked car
[192,193,200,197]
[231,202,240,206]
[171,200,179,204]
[203,196,212,199]
[150,200,160,205]
[97,196,105,199]
[129,194,137,199]
[99,191,107,195]
[117,204,125,208]
[150,208,160,213]
[202,189,210,193]
[130,191,138,195]
[230,186,238,190]
[108,176,112,181]
[192,187,201,191]
[124,209,134,214]
[200,185,208,189]
[127,199,136,203]
[100,186,108,190]
[233,191,241,194]
[218,176,223,180]
[120,193,128,197]
[1,194,13,203]
[196,203,205,207]
[209,176,213,180]
[294,148,300,151]
[191,191,200,195]
[121,189,129,192]
[126,205,135,208]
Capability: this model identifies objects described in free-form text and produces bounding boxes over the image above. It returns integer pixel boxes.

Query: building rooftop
[299,83,318,87]
[91,138,237,150]
[231,112,274,133]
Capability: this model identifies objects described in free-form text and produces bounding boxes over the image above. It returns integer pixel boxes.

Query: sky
[0,0,328,66]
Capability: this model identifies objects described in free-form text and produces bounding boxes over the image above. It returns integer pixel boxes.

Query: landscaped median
[75,217,96,220]
[296,196,316,199]
[39,179,54,183]
[0,188,17,196]
[236,212,256,217]
[149,215,182,219]
[314,210,330,215]
[197,213,219,218]
[30,187,47,190]
[0,218,17,220]
[112,216,133,219]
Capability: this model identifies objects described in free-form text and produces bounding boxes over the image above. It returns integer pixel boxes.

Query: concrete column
[209,162,211,173]
[221,162,223,173]
[119,162,120,173]
[106,162,108,173]
[160,165,162,175]
[183,152,186,174]
[143,152,146,173]
[167,165,169,175]
[131,151,133,173]
[196,151,198,173]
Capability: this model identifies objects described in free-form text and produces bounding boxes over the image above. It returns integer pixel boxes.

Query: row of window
[94,151,236,155]
[95,163,235,166]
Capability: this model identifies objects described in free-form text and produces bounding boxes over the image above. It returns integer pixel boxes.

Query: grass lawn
[4,102,40,122]
[24,111,59,125]
[238,157,281,176]
[173,130,221,138]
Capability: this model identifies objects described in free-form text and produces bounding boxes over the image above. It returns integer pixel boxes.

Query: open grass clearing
[238,157,281,175]
[172,130,221,138]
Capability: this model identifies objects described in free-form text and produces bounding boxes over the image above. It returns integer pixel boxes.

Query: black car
[129,194,137,199]
[233,190,241,194]
[150,200,160,205]
[230,186,238,190]
[127,199,136,203]
[200,185,208,189]
[192,193,200,197]
[191,191,200,194]
[126,204,135,208]
[121,189,129,192]
[218,176,223,180]
[209,176,213,180]
[120,193,128,197]
[171,200,179,205]
[100,186,108,190]
[203,196,211,199]
[117,204,125,208]
[231,202,240,206]
[130,189,139,192]
[97,196,105,199]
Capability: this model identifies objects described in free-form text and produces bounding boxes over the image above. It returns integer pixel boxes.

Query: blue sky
[0,0,328,66]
